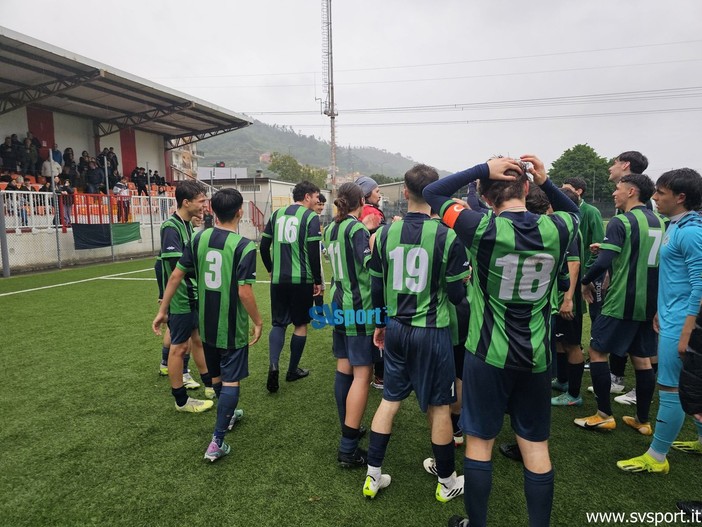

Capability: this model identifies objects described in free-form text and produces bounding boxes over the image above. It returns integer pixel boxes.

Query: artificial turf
[1,258,698,526]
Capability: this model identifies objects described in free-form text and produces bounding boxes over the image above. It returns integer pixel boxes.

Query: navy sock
[340,424,360,454]
[182,353,190,374]
[524,467,554,527]
[464,457,492,527]
[213,385,239,446]
[213,381,223,398]
[567,361,585,398]
[590,361,612,415]
[161,346,169,364]
[609,353,626,377]
[172,386,188,407]
[200,371,212,388]
[432,441,455,479]
[268,326,286,369]
[634,369,655,423]
[367,431,391,467]
[451,412,461,435]
[334,371,354,429]
[288,334,306,373]
[556,352,568,384]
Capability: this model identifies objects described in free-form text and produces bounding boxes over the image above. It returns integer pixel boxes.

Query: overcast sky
[4,0,702,176]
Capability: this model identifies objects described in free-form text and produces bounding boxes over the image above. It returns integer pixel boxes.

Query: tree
[269,152,327,189]
[548,144,611,203]
[368,173,400,185]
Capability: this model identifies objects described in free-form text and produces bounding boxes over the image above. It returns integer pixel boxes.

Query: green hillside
[197,120,448,180]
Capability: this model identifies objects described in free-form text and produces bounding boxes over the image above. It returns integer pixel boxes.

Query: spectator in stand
[39,180,52,192]
[113,175,131,223]
[51,144,63,166]
[85,160,104,194]
[42,157,62,182]
[5,177,28,226]
[78,150,91,177]
[1,136,18,174]
[63,148,78,188]
[19,138,38,177]
[135,167,149,196]
[56,178,74,226]
[108,147,119,176]
[10,133,22,150]
[26,132,43,174]
[157,184,169,221]
[154,170,165,186]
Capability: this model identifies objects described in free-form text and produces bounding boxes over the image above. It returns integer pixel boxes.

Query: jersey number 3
[205,250,223,288]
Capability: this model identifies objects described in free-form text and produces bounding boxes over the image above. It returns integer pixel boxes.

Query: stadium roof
[0,26,252,149]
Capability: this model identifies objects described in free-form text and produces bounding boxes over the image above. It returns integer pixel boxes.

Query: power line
[152,39,702,80]
[169,58,702,89]
[244,86,702,115]
[282,106,702,128]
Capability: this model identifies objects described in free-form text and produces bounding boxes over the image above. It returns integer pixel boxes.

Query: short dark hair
[211,188,243,223]
[318,193,327,204]
[525,185,550,214]
[404,164,438,201]
[617,151,648,174]
[656,168,702,211]
[564,176,587,194]
[480,160,529,208]
[334,182,364,223]
[620,174,655,204]
[560,187,580,206]
[175,179,207,207]
[292,180,320,202]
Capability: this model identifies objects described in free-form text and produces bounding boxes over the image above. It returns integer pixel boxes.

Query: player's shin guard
[568,361,585,398]
[214,386,240,446]
[590,361,613,415]
[524,467,554,527]
[334,371,354,429]
[268,326,286,369]
[464,458,492,527]
[289,334,306,373]
[431,441,455,479]
[634,368,655,423]
[367,431,391,468]
[651,390,686,456]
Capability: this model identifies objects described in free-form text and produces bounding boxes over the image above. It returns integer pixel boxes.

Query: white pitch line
[100,277,156,281]
[0,268,153,297]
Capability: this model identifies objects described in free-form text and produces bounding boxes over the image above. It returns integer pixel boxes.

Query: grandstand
[0,26,253,275]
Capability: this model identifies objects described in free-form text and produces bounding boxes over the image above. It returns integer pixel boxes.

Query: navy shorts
[203,342,249,383]
[590,315,657,358]
[168,311,198,345]
[333,332,373,366]
[382,318,456,413]
[454,346,465,381]
[270,283,314,327]
[554,311,583,346]
[461,351,551,442]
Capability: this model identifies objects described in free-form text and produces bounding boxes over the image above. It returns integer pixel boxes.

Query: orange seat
[24,175,36,184]
[0,182,7,190]
[127,182,136,190]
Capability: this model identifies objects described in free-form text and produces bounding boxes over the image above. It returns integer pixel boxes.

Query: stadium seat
[0,182,7,190]
[24,175,36,184]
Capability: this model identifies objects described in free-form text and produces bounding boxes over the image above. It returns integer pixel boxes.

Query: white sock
[367,465,381,479]
[646,447,666,463]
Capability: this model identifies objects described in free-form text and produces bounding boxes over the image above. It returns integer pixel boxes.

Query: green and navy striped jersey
[441,203,578,373]
[550,232,583,316]
[368,212,470,328]
[600,206,666,321]
[177,227,257,350]
[159,213,197,314]
[323,216,374,336]
[262,204,322,284]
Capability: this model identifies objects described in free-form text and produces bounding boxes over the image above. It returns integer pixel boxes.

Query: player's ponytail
[334,182,365,223]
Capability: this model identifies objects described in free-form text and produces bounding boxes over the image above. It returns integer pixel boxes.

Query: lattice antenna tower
[321,0,337,191]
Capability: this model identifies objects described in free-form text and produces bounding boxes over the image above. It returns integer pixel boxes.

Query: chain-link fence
[0,190,177,276]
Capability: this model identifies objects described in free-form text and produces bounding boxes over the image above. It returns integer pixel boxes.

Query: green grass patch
[0,258,698,526]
